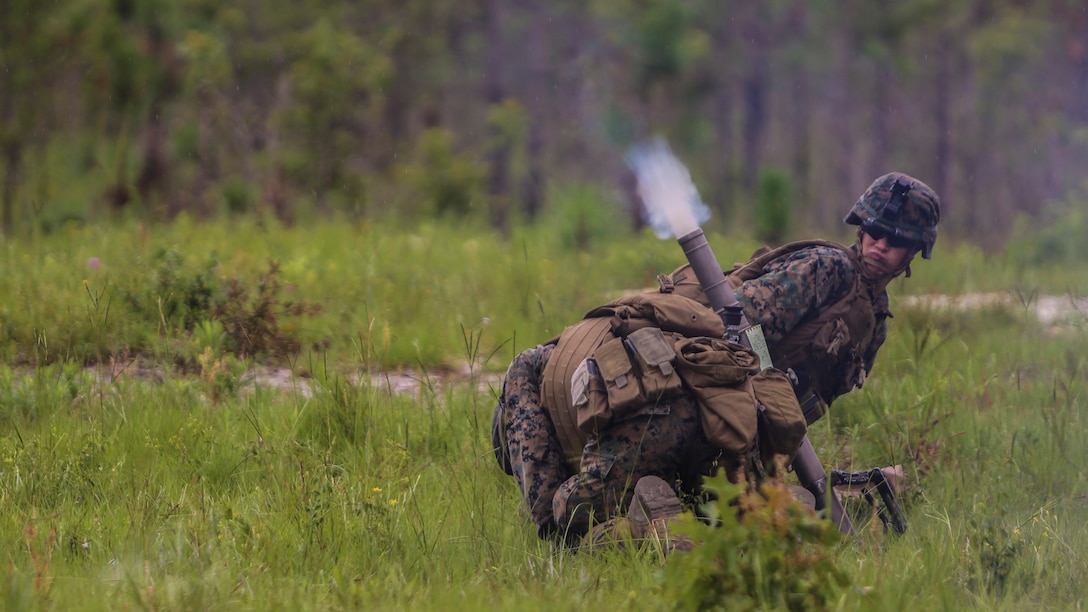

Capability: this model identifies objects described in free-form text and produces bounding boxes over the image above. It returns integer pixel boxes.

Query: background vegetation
[4,0,1088,250]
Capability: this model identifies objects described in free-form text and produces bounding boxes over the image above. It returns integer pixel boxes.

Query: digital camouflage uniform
[492,171,940,542]
[736,243,889,379]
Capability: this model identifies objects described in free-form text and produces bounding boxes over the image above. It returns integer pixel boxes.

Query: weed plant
[1,216,1087,609]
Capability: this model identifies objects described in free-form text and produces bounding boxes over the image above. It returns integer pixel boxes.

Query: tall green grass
[0,357,668,609]
[0,214,769,369]
[2,216,1087,609]
[6,215,1082,371]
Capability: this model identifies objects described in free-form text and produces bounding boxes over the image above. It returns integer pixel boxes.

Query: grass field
[1,216,1087,610]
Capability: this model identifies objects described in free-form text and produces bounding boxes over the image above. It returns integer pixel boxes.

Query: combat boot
[582,517,634,551]
[628,476,693,553]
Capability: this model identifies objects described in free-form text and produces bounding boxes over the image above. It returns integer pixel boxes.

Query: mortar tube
[793,437,855,536]
[677,229,749,329]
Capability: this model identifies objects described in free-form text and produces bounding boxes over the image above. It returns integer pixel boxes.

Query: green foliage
[965,509,1025,595]
[3,214,1086,372]
[0,362,91,423]
[487,99,530,177]
[1005,196,1088,266]
[276,16,390,207]
[663,470,851,611]
[0,352,560,609]
[295,372,374,449]
[220,175,258,215]
[968,9,1049,86]
[212,259,324,357]
[634,1,693,85]
[540,183,633,251]
[754,168,793,245]
[129,247,220,333]
[2,0,1088,252]
[195,347,248,405]
[398,128,486,220]
[120,248,321,360]
[596,0,712,110]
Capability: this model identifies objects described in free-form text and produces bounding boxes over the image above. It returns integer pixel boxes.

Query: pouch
[751,367,807,468]
[578,358,613,434]
[593,336,642,413]
[673,336,761,455]
[625,327,683,402]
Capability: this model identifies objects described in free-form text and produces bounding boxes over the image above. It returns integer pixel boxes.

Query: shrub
[662,469,850,611]
[541,183,632,251]
[754,168,793,246]
[125,250,322,359]
[1005,190,1088,266]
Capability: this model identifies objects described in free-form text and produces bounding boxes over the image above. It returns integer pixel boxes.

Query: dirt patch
[899,292,1088,326]
[241,364,504,399]
[70,359,503,401]
[50,292,1086,399]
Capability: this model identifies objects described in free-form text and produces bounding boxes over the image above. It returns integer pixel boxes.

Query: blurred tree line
[3,0,1088,248]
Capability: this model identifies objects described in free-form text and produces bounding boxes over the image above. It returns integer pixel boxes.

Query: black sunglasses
[863,226,916,249]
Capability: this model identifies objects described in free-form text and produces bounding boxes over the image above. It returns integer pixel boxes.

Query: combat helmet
[844,172,941,259]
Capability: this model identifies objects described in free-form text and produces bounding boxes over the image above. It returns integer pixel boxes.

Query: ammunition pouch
[673,336,761,457]
[753,368,808,467]
[574,327,684,434]
[673,336,807,466]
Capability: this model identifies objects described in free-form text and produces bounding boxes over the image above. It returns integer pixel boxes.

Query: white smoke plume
[626,138,710,239]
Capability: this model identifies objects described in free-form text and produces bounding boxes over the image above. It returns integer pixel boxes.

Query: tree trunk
[932,32,952,205]
[0,14,16,234]
[1,139,18,235]
[521,0,548,222]
[742,45,769,195]
[708,10,736,219]
[484,0,509,232]
[869,58,892,178]
[787,2,812,212]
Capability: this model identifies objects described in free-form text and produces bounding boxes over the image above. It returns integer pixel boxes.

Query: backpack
[541,267,810,472]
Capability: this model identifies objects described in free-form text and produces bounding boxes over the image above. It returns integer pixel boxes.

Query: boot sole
[630,475,682,539]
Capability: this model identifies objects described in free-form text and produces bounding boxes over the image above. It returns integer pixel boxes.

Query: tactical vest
[669,240,880,406]
[540,240,878,471]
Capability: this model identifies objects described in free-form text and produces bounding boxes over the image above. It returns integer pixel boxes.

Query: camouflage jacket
[735,242,889,376]
[731,241,890,404]
[662,240,890,405]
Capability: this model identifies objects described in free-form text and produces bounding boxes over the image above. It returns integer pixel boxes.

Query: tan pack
[671,336,761,457]
[541,317,613,469]
[542,246,832,471]
[671,335,806,467]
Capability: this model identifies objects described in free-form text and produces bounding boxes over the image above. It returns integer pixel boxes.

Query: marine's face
[860,228,912,276]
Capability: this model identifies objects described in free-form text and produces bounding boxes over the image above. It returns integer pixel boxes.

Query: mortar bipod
[829,468,907,535]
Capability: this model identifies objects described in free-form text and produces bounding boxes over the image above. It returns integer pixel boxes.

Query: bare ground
[60,292,1086,399]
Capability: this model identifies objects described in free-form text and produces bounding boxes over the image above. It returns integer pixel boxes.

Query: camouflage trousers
[492,343,726,541]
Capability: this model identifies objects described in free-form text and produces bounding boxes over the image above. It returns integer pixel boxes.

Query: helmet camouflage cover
[844,172,941,259]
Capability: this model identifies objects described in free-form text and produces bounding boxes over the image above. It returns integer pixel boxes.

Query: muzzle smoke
[626,138,710,238]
